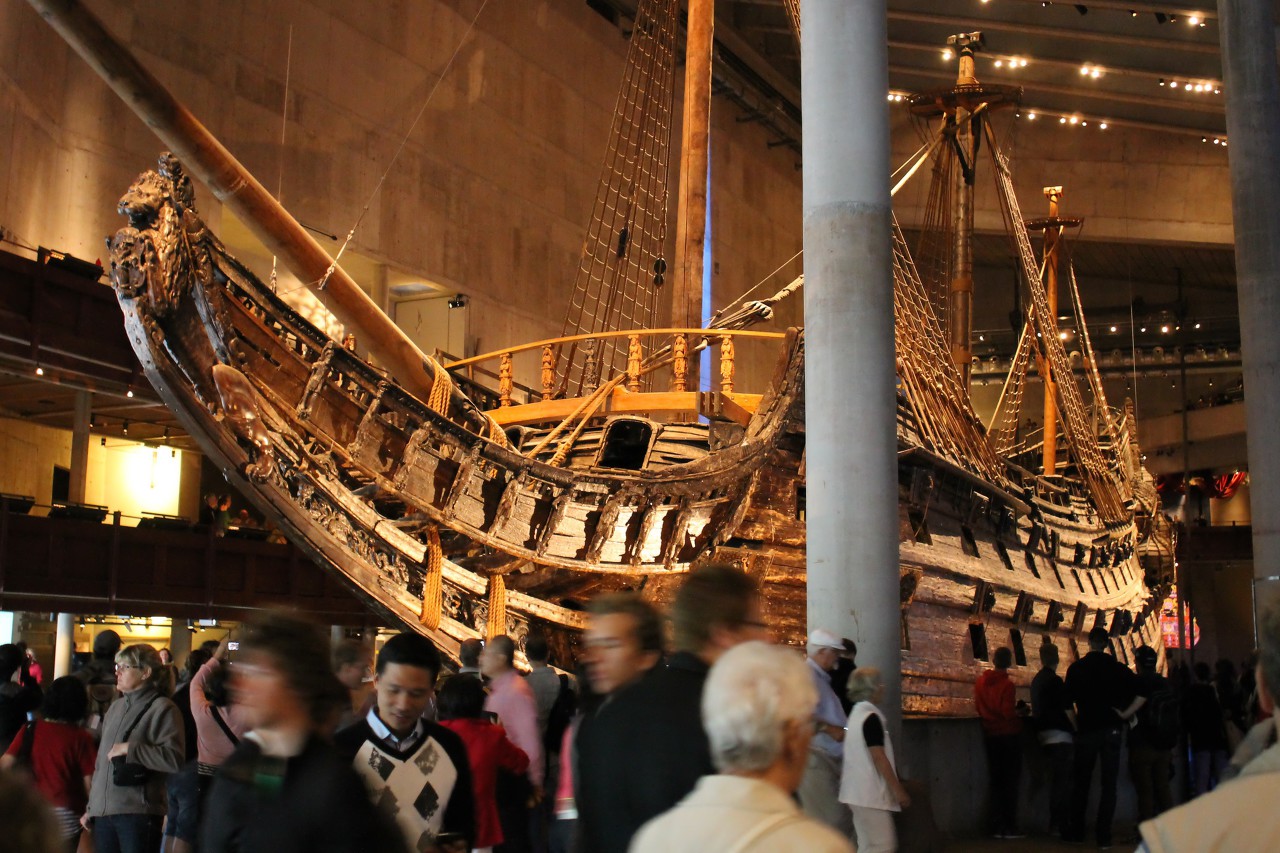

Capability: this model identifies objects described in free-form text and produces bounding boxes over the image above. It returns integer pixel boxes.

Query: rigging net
[985,123,1128,522]
[556,0,681,396]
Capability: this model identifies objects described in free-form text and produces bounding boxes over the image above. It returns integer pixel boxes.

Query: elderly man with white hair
[799,628,855,835]
[629,642,856,853]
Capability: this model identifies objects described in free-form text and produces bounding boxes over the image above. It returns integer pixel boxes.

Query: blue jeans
[92,814,164,853]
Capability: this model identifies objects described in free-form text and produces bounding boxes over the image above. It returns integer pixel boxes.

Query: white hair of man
[701,641,817,774]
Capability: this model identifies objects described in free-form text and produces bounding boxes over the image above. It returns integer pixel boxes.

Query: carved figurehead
[211,363,276,482]
[107,152,211,318]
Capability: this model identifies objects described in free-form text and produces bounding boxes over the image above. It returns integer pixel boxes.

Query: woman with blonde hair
[839,667,910,853]
[83,643,185,853]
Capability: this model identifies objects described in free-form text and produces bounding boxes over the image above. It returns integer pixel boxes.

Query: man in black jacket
[576,564,767,853]
[1063,627,1144,848]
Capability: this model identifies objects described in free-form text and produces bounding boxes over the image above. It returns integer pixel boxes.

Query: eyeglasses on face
[115,663,142,672]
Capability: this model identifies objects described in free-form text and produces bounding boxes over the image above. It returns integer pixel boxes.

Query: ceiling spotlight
[1214,88,1221,94]
[1140,327,1147,333]
[1195,323,1202,329]
[1169,81,1179,89]
[1081,121,1088,127]
[1059,331,1069,340]
[1099,122,1108,130]
[1155,13,1167,23]
[126,388,134,398]
[1158,78,1166,86]
[35,365,43,376]
[1213,138,1220,145]
[1069,115,1079,124]
[942,49,953,61]
[1109,325,1118,333]
[1060,116,1067,123]
[1027,112,1037,120]
[995,59,1003,68]
[1161,325,1170,333]
[1202,137,1208,143]
[1091,68,1101,79]
[1188,15,1199,25]
[1081,65,1090,76]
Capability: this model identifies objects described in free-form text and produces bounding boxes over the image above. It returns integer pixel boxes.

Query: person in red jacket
[975,647,1024,839]
[438,674,529,852]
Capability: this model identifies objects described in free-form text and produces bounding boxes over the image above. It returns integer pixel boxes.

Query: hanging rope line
[318,0,493,291]
[556,0,681,396]
[270,24,294,293]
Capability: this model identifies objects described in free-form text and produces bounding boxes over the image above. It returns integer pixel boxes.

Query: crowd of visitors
[4,568,1280,853]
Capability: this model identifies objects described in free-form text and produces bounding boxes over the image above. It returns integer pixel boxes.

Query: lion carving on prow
[107,152,212,318]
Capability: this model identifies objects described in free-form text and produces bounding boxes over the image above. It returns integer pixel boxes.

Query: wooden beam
[483,390,763,427]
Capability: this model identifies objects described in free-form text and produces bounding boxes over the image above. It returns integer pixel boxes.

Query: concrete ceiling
[718,0,1231,140]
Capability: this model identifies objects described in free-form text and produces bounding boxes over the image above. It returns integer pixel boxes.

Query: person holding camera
[83,643,185,853]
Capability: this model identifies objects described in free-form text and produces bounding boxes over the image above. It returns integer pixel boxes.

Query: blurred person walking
[576,564,767,853]
[631,641,854,853]
[1138,608,1280,852]
[83,643,185,853]
[202,612,405,853]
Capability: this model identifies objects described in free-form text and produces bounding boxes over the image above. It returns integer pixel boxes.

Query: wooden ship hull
[105,155,1170,714]
[39,0,1173,717]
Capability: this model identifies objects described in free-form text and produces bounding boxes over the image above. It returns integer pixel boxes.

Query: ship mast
[947,33,981,388]
[672,0,715,370]
[26,0,440,402]
[1026,188,1083,477]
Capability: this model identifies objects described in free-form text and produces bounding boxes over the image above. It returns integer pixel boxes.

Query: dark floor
[948,832,1141,852]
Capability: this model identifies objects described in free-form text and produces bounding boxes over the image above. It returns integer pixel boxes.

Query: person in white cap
[797,628,854,835]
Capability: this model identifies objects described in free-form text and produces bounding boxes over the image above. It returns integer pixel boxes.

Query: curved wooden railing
[440,328,788,424]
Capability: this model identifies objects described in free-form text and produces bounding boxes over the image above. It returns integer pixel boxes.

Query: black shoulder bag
[111,694,162,786]
[210,705,240,747]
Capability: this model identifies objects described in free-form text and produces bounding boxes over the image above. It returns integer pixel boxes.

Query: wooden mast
[672,0,715,372]
[26,0,438,402]
[947,33,981,388]
[1025,187,1082,478]
[1041,187,1062,476]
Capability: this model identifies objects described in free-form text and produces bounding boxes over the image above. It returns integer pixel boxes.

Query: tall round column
[1219,0,1280,623]
[800,0,901,734]
[53,612,75,678]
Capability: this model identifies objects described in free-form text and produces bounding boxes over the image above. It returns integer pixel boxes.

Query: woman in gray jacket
[82,642,185,853]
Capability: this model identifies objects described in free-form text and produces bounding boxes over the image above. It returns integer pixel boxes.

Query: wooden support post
[499,352,513,408]
[672,334,688,392]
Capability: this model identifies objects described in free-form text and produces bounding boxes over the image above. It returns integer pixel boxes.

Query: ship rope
[984,122,1127,522]
[987,313,1035,455]
[556,0,681,396]
[892,218,1008,483]
[317,0,493,293]
[485,573,508,639]
[418,524,443,630]
[1064,249,1133,504]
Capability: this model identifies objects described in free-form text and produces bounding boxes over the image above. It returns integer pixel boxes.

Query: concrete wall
[0,415,200,522]
[0,2,1236,398]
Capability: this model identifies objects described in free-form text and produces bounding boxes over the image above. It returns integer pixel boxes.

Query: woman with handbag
[83,643,185,853]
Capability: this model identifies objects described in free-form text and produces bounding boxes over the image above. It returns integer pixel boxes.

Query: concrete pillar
[168,620,192,667]
[1218,1,1280,624]
[69,390,91,504]
[53,613,75,678]
[331,625,346,646]
[800,1,901,735]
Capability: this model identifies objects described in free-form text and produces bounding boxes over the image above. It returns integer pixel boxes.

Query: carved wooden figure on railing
[720,336,735,394]
[499,352,513,408]
[627,334,643,392]
[541,345,556,401]
[672,334,688,392]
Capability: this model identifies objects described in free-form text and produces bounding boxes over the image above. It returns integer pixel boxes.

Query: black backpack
[1140,684,1181,749]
